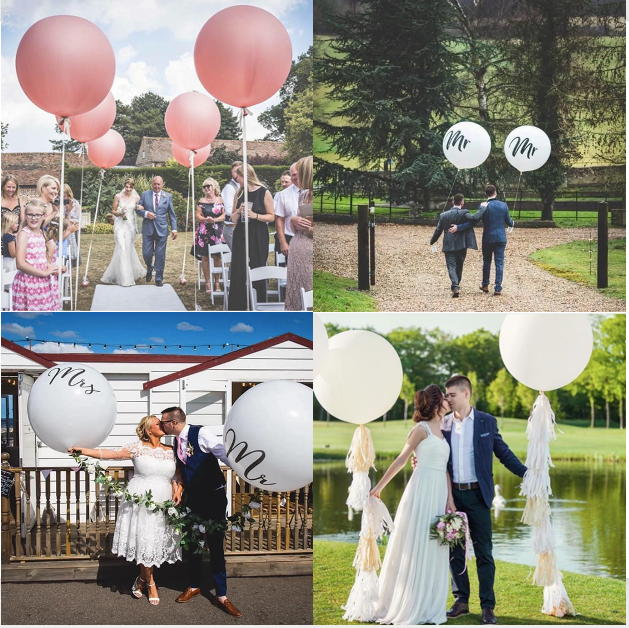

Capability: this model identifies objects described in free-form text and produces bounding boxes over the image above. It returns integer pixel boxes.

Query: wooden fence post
[597,201,608,289]
[369,206,376,286]
[358,205,370,290]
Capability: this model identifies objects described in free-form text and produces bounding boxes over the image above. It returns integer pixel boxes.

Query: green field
[313,418,626,461]
[529,238,626,300]
[314,540,627,625]
[313,270,378,312]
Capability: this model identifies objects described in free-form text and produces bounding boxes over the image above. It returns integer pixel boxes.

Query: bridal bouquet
[118,207,128,220]
[430,511,469,550]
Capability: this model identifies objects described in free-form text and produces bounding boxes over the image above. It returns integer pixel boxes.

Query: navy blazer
[441,409,526,509]
[460,199,514,244]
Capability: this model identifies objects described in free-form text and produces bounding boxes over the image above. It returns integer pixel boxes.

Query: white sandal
[146,580,160,606]
[131,576,145,599]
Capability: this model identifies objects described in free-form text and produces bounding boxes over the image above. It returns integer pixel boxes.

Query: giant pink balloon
[16,16,115,117]
[164,93,221,151]
[194,6,292,108]
[87,129,125,169]
[56,92,116,143]
[172,142,212,168]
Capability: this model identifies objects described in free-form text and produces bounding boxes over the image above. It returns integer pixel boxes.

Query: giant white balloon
[313,314,329,379]
[27,363,117,453]
[443,121,492,169]
[499,314,593,391]
[504,125,551,172]
[314,330,403,424]
[224,380,313,492]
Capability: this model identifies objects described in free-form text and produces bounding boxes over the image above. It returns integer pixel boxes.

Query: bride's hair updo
[136,415,158,441]
[412,384,444,422]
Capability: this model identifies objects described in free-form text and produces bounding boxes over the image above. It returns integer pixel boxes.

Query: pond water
[314,459,625,579]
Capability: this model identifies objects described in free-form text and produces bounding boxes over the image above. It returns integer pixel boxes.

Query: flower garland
[71,452,263,554]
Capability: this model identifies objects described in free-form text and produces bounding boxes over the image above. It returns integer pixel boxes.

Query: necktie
[178,436,187,464]
[154,193,159,211]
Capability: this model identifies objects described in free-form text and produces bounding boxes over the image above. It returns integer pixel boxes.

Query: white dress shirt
[273,184,300,237]
[221,179,238,220]
[177,423,231,468]
[450,408,478,484]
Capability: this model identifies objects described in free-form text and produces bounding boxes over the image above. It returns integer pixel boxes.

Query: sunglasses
[203,185,213,189]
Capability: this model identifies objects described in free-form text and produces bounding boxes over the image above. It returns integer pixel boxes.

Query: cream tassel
[542,578,576,617]
[346,424,376,512]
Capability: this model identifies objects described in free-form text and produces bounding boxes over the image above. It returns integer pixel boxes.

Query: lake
[314,459,625,579]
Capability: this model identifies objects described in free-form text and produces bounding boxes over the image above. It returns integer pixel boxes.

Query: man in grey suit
[430,193,479,298]
[136,176,177,287]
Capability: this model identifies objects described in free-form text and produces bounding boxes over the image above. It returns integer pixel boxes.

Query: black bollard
[358,205,370,290]
[597,201,608,289]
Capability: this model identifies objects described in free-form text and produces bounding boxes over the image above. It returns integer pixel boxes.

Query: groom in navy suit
[136,176,177,287]
[441,375,526,625]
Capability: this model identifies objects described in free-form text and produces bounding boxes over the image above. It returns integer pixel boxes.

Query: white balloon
[27,363,117,453]
[314,330,403,424]
[504,125,551,172]
[224,380,313,492]
[443,121,492,169]
[313,314,329,379]
[499,314,593,391]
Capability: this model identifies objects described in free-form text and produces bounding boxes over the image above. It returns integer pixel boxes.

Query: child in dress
[1,212,18,260]
[12,199,60,311]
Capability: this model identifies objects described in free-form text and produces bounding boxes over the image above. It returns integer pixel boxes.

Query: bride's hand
[446,498,456,515]
[369,487,381,499]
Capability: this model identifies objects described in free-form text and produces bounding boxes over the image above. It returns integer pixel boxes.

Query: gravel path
[314,224,626,312]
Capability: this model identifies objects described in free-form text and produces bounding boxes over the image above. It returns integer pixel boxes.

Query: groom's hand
[171,231,178,240]
[448,224,458,233]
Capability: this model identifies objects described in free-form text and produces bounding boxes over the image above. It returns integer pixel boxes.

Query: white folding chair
[206,243,230,305]
[2,269,18,312]
[60,256,73,310]
[300,288,313,311]
[267,252,287,301]
[221,251,232,311]
[248,266,287,311]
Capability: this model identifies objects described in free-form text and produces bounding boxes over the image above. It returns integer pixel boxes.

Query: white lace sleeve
[115,441,141,459]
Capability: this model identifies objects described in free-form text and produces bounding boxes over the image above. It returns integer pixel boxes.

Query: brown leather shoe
[446,601,470,618]
[479,285,489,293]
[176,587,200,603]
[482,608,498,624]
[209,593,243,618]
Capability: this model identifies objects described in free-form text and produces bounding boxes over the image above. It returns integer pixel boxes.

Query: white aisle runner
[90,284,187,311]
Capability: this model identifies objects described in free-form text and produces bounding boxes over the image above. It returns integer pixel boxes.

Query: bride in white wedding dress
[369,384,455,626]
[101,178,146,286]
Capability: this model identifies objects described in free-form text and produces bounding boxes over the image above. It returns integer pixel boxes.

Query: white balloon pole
[190,151,199,311]
[73,143,86,310]
[58,119,70,310]
[241,108,251,311]
[520,392,575,617]
[82,169,105,284]
[181,165,192,284]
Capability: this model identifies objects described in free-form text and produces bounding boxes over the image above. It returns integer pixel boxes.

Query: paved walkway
[314,224,626,311]
[1,575,313,625]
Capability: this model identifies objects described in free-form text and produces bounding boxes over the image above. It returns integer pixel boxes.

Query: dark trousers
[444,249,467,290]
[450,487,496,609]
[482,242,506,292]
[186,490,228,596]
[274,232,292,265]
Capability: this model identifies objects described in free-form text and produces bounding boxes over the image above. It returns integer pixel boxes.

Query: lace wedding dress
[373,421,451,625]
[112,442,182,567]
[101,194,145,286]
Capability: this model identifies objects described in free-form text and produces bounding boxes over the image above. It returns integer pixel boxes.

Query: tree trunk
[619,397,624,430]
[606,400,610,429]
[403,400,408,430]
[499,401,505,430]
[326,411,330,426]
[541,195,554,221]
[383,412,387,428]
[474,69,489,123]
[590,397,595,428]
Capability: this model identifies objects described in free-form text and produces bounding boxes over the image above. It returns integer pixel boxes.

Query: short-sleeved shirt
[273,184,300,237]
[1,232,16,257]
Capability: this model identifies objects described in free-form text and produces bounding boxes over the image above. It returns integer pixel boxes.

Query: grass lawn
[529,238,626,300]
[314,269,378,312]
[313,419,626,461]
[69,231,275,311]
[314,540,626,625]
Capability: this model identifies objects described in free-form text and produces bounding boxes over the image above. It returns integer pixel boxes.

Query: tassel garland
[346,425,376,512]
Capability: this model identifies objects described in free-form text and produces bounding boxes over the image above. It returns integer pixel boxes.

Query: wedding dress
[100,194,145,286]
[112,442,181,567]
[373,421,451,625]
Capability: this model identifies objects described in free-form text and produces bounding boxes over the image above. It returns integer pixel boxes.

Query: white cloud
[148,337,165,343]
[12,313,51,319]
[177,321,204,331]
[51,330,79,339]
[230,322,254,333]
[112,61,160,104]
[164,53,205,97]
[113,348,145,354]
[1,323,35,337]
[32,342,93,353]
[116,44,138,66]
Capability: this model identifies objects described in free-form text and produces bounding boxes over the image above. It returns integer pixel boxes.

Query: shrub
[90,223,114,234]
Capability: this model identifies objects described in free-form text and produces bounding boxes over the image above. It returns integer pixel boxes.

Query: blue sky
[2,0,313,152]
[1,312,312,355]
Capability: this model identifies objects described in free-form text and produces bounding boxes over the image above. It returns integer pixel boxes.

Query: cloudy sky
[1,0,312,152]
[1,311,312,354]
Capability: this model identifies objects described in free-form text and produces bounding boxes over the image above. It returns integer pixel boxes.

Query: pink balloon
[56,92,116,143]
[87,129,126,169]
[16,16,115,117]
[194,6,292,108]
[165,93,221,151]
[172,142,212,168]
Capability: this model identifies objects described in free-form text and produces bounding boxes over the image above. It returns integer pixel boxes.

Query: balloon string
[181,165,191,279]
[509,171,523,214]
[57,119,70,310]
[83,169,105,282]
[74,143,86,310]
[242,108,250,311]
[191,155,198,311]
[445,169,459,210]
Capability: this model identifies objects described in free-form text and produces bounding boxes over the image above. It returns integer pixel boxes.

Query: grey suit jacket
[430,207,478,252]
[136,190,177,238]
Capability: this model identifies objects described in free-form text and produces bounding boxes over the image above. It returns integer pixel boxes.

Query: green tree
[50,125,83,153]
[467,371,485,411]
[1,122,8,150]
[315,0,461,207]
[399,373,415,430]
[448,329,502,391]
[283,85,313,161]
[486,368,517,428]
[597,315,626,429]
[215,101,241,140]
[259,47,313,140]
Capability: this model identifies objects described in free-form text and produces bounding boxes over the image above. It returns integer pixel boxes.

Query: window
[142,151,146,159]
[1,376,18,449]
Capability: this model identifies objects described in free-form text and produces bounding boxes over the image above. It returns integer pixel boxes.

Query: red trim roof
[1,338,58,368]
[143,333,313,390]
